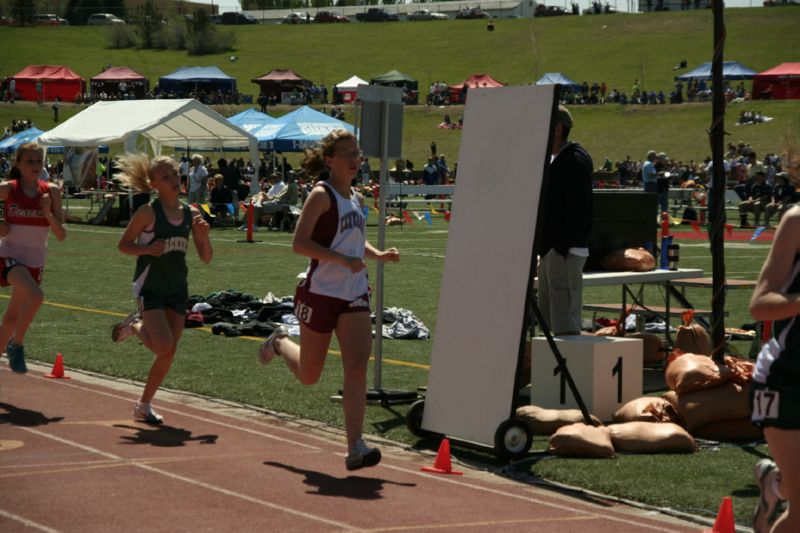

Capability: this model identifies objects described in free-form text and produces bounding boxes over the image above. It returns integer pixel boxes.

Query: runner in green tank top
[111,154,212,425]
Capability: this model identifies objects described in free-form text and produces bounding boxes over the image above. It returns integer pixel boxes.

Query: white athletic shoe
[134,401,163,425]
[112,311,141,343]
[753,458,785,533]
[258,325,289,365]
[345,438,382,471]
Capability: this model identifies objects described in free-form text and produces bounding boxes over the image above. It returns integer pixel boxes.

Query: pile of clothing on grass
[185,290,429,340]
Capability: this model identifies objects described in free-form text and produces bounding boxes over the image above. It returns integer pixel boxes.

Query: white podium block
[531,335,643,422]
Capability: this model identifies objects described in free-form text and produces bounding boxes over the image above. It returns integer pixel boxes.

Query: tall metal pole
[708,0,727,364]
[373,100,390,390]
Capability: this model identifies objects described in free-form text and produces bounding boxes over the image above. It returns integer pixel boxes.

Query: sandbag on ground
[674,323,711,356]
[627,332,664,365]
[665,353,735,394]
[608,422,697,453]
[668,382,751,432]
[613,396,681,424]
[548,423,615,458]
[516,405,603,435]
[693,418,763,442]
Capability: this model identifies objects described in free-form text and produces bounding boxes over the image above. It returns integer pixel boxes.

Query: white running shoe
[345,438,382,471]
[112,311,141,343]
[753,458,785,533]
[134,401,163,425]
[258,325,289,365]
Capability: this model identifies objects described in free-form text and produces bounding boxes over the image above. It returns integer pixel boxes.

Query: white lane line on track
[376,462,690,533]
[39,376,320,450]
[18,427,354,530]
[0,509,62,532]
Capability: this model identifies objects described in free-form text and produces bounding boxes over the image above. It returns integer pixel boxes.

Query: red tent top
[754,62,800,78]
[91,66,146,81]
[450,74,504,90]
[12,65,82,81]
[251,69,309,83]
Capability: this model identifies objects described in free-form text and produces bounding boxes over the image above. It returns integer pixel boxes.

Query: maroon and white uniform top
[0,180,51,268]
[301,181,367,301]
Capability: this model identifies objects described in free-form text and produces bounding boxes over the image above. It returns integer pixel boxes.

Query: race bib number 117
[752,389,780,421]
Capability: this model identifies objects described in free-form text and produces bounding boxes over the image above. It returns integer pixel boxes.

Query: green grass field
[5,209,774,526]
[1,7,799,165]
[1,7,797,527]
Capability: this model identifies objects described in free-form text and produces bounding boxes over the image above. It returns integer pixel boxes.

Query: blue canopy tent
[675,61,757,81]
[252,105,354,152]
[0,127,108,154]
[535,72,582,92]
[158,66,236,97]
[227,108,277,134]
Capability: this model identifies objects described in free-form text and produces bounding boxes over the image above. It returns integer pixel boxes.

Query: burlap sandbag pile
[661,350,761,441]
[516,405,696,458]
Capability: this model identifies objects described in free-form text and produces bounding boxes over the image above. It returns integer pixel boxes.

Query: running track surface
[0,364,704,533]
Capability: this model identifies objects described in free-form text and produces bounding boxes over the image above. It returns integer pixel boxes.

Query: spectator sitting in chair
[243,172,300,231]
[208,175,233,226]
[764,172,796,228]
[738,171,772,228]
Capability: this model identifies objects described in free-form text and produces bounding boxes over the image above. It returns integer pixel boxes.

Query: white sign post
[356,85,416,405]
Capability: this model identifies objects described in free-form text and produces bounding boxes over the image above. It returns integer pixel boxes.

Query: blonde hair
[15,142,44,163]
[115,153,176,192]
[301,129,357,178]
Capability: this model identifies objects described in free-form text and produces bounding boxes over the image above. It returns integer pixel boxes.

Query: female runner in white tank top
[258,130,399,471]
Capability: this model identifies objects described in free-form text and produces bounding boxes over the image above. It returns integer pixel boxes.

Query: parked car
[535,5,571,16]
[209,14,222,24]
[281,12,308,24]
[221,11,259,24]
[455,7,490,19]
[315,11,349,23]
[407,9,448,21]
[35,14,69,26]
[87,13,125,25]
[355,8,400,22]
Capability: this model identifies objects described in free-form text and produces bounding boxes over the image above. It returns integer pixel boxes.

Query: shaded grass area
[6,215,773,526]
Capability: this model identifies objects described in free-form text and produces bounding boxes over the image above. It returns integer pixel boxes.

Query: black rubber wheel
[493,418,532,460]
[405,399,429,438]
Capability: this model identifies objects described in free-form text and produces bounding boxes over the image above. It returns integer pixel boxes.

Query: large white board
[423,85,555,446]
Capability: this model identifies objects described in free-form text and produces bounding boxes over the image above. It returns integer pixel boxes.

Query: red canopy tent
[752,62,800,100]
[11,65,85,103]
[448,74,504,104]
[251,69,311,103]
[90,66,149,99]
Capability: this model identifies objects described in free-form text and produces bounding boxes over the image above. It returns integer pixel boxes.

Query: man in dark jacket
[536,105,593,335]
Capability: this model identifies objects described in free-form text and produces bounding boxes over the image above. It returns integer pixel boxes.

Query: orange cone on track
[421,438,462,475]
[704,496,734,533]
[44,353,70,379]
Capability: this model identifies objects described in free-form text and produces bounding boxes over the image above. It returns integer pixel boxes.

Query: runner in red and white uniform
[257,130,399,471]
[0,142,67,373]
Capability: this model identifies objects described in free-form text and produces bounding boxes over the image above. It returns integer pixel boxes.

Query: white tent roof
[335,75,368,90]
[38,99,258,158]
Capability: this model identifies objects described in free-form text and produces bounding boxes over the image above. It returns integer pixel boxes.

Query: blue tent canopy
[535,72,582,91]
[251,106,354,152]
[227,108,277,134]
[159,66,237,96]
[675,61,758,81]
[0,127,109,154]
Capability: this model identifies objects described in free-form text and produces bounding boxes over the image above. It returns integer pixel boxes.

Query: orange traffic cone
[421,438,462,475]
[704,496,735,533]
[44,353,70,379]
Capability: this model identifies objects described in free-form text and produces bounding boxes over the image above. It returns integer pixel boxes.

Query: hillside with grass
[1,8,798,163]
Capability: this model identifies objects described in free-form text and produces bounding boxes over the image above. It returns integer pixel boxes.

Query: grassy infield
[2,7,798,526]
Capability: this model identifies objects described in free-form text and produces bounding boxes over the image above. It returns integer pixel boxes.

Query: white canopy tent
[334,75,368,104]
[38,99,261,193]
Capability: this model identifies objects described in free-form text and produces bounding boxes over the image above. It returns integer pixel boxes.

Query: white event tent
[38,99,260,192]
